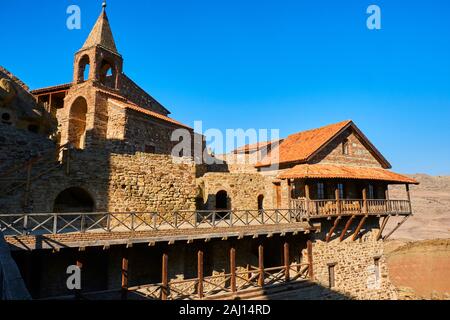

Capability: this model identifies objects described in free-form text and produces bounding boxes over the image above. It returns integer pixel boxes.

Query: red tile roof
[278,164,419,184]
[233,140,283,154]
[108,99,192,129]
[31,83,72,95]
[256,120,391,169]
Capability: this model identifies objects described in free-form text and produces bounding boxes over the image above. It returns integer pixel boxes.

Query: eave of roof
[31,83,72,95]
[108,98,192,130]
[255,120,391,169]
[278,164,419,185]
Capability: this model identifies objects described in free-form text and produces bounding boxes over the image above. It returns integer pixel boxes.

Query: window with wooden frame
[368,184,375,199]
[337,183,345,199]
[317,182,325,200]
[328,263,337,288]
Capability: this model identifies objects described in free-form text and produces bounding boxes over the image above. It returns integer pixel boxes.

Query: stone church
[0,5,418,300]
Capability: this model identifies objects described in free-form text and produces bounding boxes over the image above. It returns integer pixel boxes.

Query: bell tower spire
[72,2,123,89]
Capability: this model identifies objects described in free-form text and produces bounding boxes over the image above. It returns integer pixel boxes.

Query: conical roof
[81,7,118,53]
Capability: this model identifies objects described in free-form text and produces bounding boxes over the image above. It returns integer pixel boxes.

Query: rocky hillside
[384,239,450,300]
[387,174,450,240]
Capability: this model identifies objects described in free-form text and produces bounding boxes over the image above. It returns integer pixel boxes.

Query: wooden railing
[0,200,412,237]
[290,199,411,217]
[129,263,311,300]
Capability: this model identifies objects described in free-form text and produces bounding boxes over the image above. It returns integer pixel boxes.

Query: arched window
[77,55,90,82]
[258,195,264,211]
[215,190,229,210]
[54,187,95,213]
[342,139,350,155]
[68,97,88,149]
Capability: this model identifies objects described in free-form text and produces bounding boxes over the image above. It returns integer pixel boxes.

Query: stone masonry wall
[310,129,384,168]
[309,219,398,300]
[198,172,275,210]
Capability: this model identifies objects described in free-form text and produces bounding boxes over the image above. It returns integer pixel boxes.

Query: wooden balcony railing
[290,199,412,217]
[0,200,412,237]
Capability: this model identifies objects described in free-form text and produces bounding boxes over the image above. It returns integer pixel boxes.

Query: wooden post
[376,216,391,241]
[288,180,293,209]
[339,216,355,242]
[198,250,204,299]
[284,242,290,282]
[305,183,310,216]
[258,244,264,287]
[230,247,236,293]
[121,252,129,300]
[352,216,368,241]
[362,187,368,214]
[406,184,412,213]
[161,253,168,300]
[335,184,341,215]
[307,240,314,281]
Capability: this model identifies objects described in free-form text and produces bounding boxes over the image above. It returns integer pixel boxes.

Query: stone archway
[68,97,88,149]
[54,187,95,213]
[215,190,229,210]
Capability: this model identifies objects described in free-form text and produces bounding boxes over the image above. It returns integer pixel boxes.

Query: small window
[368,184,375,199]
[145,145,156,153]
[317,183,325,200]
[374,257,381,282]
[328,263,337,288]
[258,195,264,211]
[337,183,344,199]
[342,140,350,155]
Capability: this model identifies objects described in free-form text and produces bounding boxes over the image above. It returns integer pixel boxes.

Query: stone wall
[198,172,275,210]
[107,153,197,213]
[310,129,384,168]
[309,218,397,300]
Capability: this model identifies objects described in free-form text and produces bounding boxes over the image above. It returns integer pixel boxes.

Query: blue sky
[1,0,449,174]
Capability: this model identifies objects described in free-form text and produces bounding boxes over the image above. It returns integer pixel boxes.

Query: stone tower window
[77,55,91,83]
[99,60,116,88]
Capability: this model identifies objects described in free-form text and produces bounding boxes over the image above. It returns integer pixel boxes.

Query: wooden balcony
[290,199,412,217]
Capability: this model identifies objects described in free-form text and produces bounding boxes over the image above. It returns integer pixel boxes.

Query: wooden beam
[376,216,391,241]
[339,215,355,242]
[406,184,413,213]
[352,216,368,241]
[335,184,341,215]
[161,253,168,300]
[284,242,290,282]
[362,187,368,214]
[230,247,236,293]
[258,244,264,287]
[305,183,310,215]
[307,240,314,281]
[121,252,129,300]
[326,217,342,243]
[198,250,204,299]
[384,215,411,241]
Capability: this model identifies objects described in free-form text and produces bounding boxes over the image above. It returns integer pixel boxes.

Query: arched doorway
[215,190,229,210]
[68,97,88,149]
[258,195,264,211]
[54,187,95,213]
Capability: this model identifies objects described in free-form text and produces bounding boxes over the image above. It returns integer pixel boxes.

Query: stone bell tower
[60,2,123,149]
